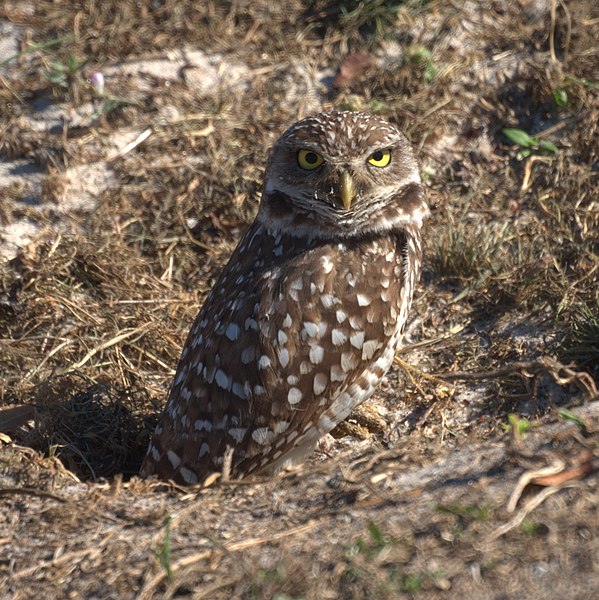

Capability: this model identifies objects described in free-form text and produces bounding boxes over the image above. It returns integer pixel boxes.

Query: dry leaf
[333,52,377,88]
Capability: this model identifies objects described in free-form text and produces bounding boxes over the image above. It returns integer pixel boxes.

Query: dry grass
[1,0,598,597]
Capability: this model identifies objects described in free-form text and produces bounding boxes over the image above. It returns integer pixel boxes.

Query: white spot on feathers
[356,294,371,306]
[322,255,334,273]
[252,427,275,445]
[362,339,380,360]
[320,294,337,308]
[350,331,365,349]
[180,467,198,484]
[225,323,240,341]
[244,318,259,331]
[258,355,271,370]
[273,421,290,435]
[229,427,247,443]
[330,364,346,382]
[241,346,256,364]
[310,345,324,364]
[313,372,328,395]
[215,369,232,391]
[331,328,347,346]
[302,321,319,337]
[288,387,303,404]
[167,451,181,469]
[198,443,210,458]
[194,419,213,432]
[277,347,290,367]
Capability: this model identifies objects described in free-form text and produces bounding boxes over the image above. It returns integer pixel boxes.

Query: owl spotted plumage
[141,111,428,485]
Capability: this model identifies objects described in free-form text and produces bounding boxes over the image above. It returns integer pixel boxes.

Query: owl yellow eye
[368,149,391,167]
[297,149,325,170]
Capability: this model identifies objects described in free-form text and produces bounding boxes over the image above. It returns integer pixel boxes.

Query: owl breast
[141,219,421,485]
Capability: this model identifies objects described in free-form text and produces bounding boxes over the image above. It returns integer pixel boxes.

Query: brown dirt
[1,1,598,598]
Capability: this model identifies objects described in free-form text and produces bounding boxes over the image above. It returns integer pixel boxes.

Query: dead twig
[394,356,455,391]
[0,486,68,503]
[506,459,565,513]
[507,449,595,513]
[492,448,595,540]
[521,155,553,191]
[395,323,468,355]
[61,325,152,373]
[489,483,577,541]
[437,357,598,399]
[549,0,572,62]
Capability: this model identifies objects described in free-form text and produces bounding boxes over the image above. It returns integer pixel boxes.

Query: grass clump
[561,302,599,375]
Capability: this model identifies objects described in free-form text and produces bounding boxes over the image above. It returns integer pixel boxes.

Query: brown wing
[140,222,407,485]
[140,220,273,484]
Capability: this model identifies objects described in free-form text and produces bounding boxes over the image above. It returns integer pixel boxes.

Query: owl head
[259,111,428,239]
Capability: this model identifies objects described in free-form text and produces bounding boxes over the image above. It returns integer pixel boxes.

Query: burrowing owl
[141,111,428,485]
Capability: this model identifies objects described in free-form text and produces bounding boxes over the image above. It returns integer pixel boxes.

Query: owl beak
[339,171,356,210]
